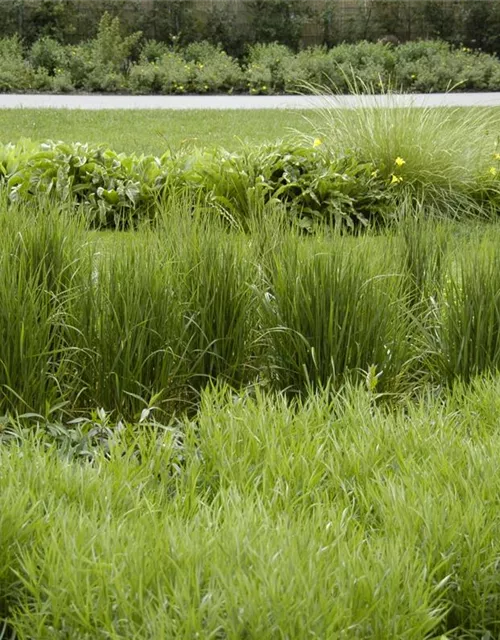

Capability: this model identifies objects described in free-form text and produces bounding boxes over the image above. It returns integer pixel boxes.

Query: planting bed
[3,103,500,638]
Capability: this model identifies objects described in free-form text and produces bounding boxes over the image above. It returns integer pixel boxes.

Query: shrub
[156,52,192,94]
[185,42,244,93]
[246,42,294,93]
[128,61,161,94]
[393,42,498,92]
[51,68,74,92]
[0,36,32,92]
[139,39,169,63]
[90,12,142,72]
[245,62,273,94]
[64,43,93,89]
[282,46,331,92]
[31,67,53,91]
[29,36,67,74]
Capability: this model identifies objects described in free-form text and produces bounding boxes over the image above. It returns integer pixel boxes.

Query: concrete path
[0,93,500,110]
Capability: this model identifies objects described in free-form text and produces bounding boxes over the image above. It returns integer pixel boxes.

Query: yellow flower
[390,174,403,184]
[494,153,500,161]
[371,169,379,178]
[489,167,497,177]
[313,138,322,147]
[394,156,406,167]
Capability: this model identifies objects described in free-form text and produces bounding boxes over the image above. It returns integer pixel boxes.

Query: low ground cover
[3,378,500,638]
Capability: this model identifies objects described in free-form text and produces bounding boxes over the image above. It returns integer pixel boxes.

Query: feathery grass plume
[295,73,500,217]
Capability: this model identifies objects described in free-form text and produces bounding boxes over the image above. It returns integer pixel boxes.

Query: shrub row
[2,15,500,94]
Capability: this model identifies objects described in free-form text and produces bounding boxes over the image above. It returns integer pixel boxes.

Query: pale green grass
[315,104,500,186]
[3,379,500,637]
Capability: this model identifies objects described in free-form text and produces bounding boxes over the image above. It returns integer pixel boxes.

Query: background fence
[1,0,499,56]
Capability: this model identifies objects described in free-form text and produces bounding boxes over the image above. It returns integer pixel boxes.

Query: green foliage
[1,195,500,414]
[139,38,168,63]
[2,123,500,230]
[22,0,77,43]
[433,238,500,383]
[146,0,197,48]
[455,0,500,54]
[246,0,313,51]
[306,80,500,216]
[261,234,410,394]
[1,140,166,227]
[63,43,93,89]
[5,380,500,636]
[90,12,142,71]
[0,139,396,230]
[3,31,500,94]
[200,1,247,59]
[184,42,244,93]
[5,0,500,59]
[246,42,294,94]
[0,201,87,412]
[0,36,32,92]
[29,36,67,74]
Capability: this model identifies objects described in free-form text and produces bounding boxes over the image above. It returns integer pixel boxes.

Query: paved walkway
[0,93,500,110]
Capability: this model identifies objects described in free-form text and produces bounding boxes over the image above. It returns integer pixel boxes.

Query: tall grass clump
[157,205,260,393]
[261,232,411,394]
[0,200,88,414]
[71,205,260,417]
[432,235,500,383]
[70,231,188,417]
[302,77,500,215]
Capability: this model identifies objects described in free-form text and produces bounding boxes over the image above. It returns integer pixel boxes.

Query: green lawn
[0,108,317,154]
[1,107,499,157]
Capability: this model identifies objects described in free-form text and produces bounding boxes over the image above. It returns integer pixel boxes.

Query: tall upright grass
[0,199,88,414]
[261,232,411,394]
[1,198,500,416]
[435,235,500,383]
